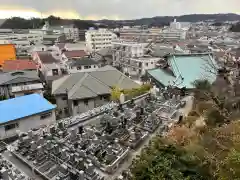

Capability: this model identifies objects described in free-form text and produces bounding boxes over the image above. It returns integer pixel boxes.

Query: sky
[0,0,239,20]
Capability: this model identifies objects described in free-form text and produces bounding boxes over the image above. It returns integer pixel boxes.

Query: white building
[112,40,160,77]
[85,28,117,53]
[0,33,43,50]
[160,29,187,40]
[0,94,56,139]
[119,28,187,41]
[0,71,44,99]
[170,19,191,31]
[66,57,99,74]
[170,19,182,30]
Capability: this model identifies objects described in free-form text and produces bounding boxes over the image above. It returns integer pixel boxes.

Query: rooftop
[148,53,218,88]
[68,57,98,67]
[52,66,140,99]
[0,94,56,124]
[0,71,40,86]
[63,50,87,59]
[37,52,59,64]
[2,60,37,72]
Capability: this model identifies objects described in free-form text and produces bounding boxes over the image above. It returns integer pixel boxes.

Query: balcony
[11,83,44,93]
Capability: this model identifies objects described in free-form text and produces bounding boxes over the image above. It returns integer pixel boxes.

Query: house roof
[37,52,59,64]
[0,94,56,124]
[148,68,176,87]
[0,44,16,66]
[52,66,140,99]
[148,53,218,89]
[56,43,65,49]
[2,60,37,72]
[0,71,40,86]
[68,57,98,67]
[64,50,87,59]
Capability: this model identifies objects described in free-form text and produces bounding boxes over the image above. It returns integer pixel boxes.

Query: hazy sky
[0,0,239,20]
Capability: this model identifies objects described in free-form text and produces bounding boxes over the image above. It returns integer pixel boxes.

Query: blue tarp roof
[0,94,56,124]
[148,53,218,89]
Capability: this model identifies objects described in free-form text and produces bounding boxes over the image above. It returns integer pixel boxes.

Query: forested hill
[0,16,97,29]
[0,13,240,29]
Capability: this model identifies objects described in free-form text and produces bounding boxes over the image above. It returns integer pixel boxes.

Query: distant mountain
[0,13,239,29]
[0,16,97,30]
[95,13,240,27]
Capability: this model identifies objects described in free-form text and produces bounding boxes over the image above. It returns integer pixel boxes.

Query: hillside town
[0,16,239,180]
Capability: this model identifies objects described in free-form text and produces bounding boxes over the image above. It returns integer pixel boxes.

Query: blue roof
[168,54,217,88]
[0,94,56,124]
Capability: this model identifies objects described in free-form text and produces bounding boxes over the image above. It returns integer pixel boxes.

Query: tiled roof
[148,53,218,89]
[0,71,40,85]
[37,52,59,64]
[64,50,87,58]
[68,57,98,67]
[168,54,217,88]
[2,60,37,71]
[56,43,65,49]
[52,66,140,99]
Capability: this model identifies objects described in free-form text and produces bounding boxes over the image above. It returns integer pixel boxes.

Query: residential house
[52,66,140,117]
[62,50,87,61]
[54,42,86,51]
[92,47,113,66]
[43,34,66,45]
[67,57,99,73]
[0,71,43,98]
[2,60,37,72]
[147,53,218,89]
[112,40,160,78]
[32,51,68,84]
[0,94,56,139]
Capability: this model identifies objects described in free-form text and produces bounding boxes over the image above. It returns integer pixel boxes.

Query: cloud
[0,0,239,19]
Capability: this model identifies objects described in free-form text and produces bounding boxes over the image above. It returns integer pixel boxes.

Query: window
[145,63,148,66]
[52,69,59,76]
[138,62,142,67]
[5,123,19,131]
[151,62,153,64]
[84,65,91,69]
[40,112,52,120]
[73,100,78,106]
[94,65,96,68]
[77,66,82,70]
[84,99,89,106]
[62,97,67,100]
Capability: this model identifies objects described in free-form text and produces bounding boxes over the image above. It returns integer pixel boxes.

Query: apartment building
[118,26,187,41]
[112,39,159,77]
[0,33,43,49]
[85,28,117,53]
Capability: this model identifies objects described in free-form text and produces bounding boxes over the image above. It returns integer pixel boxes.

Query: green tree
[131,137,213,180]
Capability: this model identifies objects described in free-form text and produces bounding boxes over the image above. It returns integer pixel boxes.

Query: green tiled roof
[168,54,217,88]
[148,68,176,87]
[148,53,218,89]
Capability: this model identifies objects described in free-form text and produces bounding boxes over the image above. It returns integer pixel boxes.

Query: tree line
[0,16,97,30]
